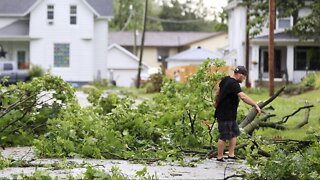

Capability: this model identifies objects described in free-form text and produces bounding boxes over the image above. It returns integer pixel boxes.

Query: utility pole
[136,0,148,88]
[245,5,251,88]
[268,0,275,96]
[133,18,138,56]
[130,5,138,56]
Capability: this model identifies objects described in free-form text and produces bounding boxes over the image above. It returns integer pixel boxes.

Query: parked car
[0,60,29,84]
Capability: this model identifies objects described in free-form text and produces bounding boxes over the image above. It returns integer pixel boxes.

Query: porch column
[286,46,294,82]
[250,45,260,87]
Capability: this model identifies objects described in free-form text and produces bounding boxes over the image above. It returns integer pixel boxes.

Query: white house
[107,44,149,87]
[225,0,320,87]
[0,0,113,84]
[165,46,223,69]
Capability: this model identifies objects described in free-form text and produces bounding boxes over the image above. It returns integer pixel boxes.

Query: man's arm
[213,87,220,108]
[238,92,261,113]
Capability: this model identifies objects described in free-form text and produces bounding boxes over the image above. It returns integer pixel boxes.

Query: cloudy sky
[156,0,228,20]
[159,0,228,11]
[203,0,228,12]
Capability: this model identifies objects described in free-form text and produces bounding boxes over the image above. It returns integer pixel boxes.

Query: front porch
[249,32,320,87]
[0,42,30,70]
[254,79,291,88]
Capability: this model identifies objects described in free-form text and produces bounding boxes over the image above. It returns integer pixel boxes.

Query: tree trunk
[239,86,285,128]
[258,122,286,130]
[268,0,275,96]
[295,101,311,129]
[245,5,251,88]
[136,0,148,88]
[243,114,276,134]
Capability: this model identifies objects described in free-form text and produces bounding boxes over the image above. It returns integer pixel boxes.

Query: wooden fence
[165,65,233,83]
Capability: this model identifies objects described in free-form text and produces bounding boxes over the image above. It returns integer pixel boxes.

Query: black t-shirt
[214,76,242,122]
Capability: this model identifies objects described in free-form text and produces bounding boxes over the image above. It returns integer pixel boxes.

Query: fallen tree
[239,86,285,128]
[205,86,315,159]
[0,75,75,146]
[244,101,314,134]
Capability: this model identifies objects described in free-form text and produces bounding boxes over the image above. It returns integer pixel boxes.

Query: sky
[160,0,228,12]
[203,0,228,12]
[157,0,229,20]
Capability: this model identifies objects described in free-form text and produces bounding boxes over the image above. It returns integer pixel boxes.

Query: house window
[157,48,169,62]
[47,5,54,25]
[262,49,282,78]
[276,8,292,29]
[294,47,320,71]
[54,44,70,67]
[17,51,28,69]
[70,5,77,25]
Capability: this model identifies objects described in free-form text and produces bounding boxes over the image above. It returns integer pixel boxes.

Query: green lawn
[243,88,320,139]
[105,86,157,99]
[83,84,320,140]
[79,84,157,99]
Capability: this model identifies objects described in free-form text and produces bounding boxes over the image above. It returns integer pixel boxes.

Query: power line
[120,11,133,32]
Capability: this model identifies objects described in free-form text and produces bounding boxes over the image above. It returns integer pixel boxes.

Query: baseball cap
[234,66,248,76]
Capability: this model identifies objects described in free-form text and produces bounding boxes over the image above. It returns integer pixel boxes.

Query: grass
[114,85,320,140]
[243,87,320,140]
[106,86,157,99]
[79,82,320,140]
[80,85,158,99]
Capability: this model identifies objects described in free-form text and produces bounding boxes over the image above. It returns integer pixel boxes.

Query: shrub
[28,65,44,79]
[283,72,320,95]
[146,73,163,93]
[302,72,317,87]
[305,72,320,89]
[89,79,109,88]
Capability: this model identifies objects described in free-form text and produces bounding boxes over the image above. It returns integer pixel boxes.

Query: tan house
[108,31,228,69]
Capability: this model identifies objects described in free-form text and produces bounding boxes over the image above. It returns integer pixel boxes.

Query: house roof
[0,20,29,36]
[85,0,114,18]
[107,43,149,69]
[0,0,113,18]
[254,32,299,40]
[109,31,226,47]
[0,0,38,16]
[251,31,319,44]
[166,46,223,61]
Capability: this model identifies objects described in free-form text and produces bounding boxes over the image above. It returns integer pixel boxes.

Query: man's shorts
[217,120,240,141]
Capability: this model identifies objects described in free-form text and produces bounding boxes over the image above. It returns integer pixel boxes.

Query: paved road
[0,91,247,179]
[74,91,91,107]
[0,147,247,179]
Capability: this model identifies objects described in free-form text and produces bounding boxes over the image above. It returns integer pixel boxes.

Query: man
[213,66,261,162]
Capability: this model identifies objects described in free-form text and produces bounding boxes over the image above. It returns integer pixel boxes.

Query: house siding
[107,45,148,87]
[0,0,113,84]
[227,5,246,66]
[108,49,139,69]
[93,19,108,80]
[29,0,100,82]
[190,33,228,52]
[136,47,161,68]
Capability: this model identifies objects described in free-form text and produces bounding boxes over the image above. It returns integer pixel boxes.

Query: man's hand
[213,101,217,108]
[253,104,261,114]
